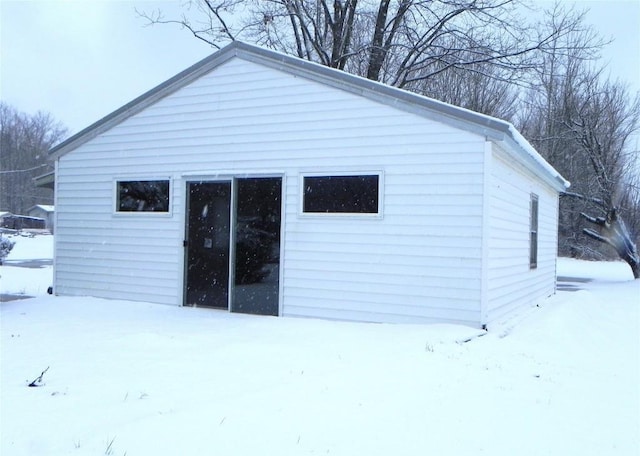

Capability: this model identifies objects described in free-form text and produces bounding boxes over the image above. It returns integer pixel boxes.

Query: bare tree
[513,5,640,278]
[138,0,585,90]
[411,36,521,119]
[517,6,604,257]
[0,103,68,214]
[619,159,640,254]
[563,80,640,278]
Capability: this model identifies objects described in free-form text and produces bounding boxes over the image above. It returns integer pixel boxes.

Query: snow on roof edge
[29,205,55,212]
[506,124,570,190]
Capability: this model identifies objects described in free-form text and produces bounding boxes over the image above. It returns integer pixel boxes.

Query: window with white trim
[116,180,170,213]
[302,174,380,214]
[530,193,539,269]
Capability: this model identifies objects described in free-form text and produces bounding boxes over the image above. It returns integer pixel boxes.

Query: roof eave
[49,41,513,159]
[33,171,55,189]
[233,42,511,140]
[499,127,570,192]
[49,44,242,159]
[47,41,569,193]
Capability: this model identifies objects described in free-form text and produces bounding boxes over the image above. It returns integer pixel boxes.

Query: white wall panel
[54,57,511,326]
[485,148,558,326]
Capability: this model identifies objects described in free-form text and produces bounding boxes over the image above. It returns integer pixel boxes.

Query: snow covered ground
[1,235,638,455]
[0,233,53,298]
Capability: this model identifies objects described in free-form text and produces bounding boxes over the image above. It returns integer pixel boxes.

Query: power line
[0,164,49,174]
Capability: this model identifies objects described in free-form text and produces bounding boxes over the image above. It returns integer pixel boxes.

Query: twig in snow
[28,366,49,387]
[104,436,116,455]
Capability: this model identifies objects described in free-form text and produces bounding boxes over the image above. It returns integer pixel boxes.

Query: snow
[1,235,638,455]
[0,233,53,297]
[1,233,54,262]
[32,205,55,212]
[507,123,570,189]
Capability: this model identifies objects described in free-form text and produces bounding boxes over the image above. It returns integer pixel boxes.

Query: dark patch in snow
[557,276,593,283]
[557,276,593,292]
[0,294,34,302]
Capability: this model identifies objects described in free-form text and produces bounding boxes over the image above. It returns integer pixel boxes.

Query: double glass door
[185,178,282,315]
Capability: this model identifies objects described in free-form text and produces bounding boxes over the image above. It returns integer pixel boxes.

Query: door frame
[183,178,234,310]
[182,174,285,315]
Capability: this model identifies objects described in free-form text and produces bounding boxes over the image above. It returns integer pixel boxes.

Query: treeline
[0,103,68,215]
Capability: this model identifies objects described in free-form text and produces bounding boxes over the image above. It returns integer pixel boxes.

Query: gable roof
[49,41,569,191]
[28,205,55,213]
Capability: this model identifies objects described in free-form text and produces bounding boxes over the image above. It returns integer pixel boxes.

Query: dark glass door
[232,177,282,316]
[185,182,231,308]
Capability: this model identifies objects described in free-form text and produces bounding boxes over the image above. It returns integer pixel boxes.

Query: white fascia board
[48,41,570,194]
[48,49,238,160]
[501,125,570,192]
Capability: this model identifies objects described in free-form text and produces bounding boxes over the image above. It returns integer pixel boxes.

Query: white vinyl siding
[54,58,485,325]
[485,147,558,326]
[54,174,182,305]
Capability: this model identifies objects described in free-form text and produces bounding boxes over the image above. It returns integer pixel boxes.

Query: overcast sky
[1,0,639,135]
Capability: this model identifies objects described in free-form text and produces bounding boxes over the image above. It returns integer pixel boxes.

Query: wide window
[530,193,539,269]
[302,174,380,214]
[116,180,170,213]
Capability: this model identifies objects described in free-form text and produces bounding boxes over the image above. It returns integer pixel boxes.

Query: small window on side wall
[116,180,170,213]
[303,174,380,214]
[530,193,539,269]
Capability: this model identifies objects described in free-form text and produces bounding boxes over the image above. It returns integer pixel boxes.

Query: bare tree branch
[562,191,607,208]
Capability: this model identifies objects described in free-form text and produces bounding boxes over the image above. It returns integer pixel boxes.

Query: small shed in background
[28,205,55,233]
[0,212,13,231]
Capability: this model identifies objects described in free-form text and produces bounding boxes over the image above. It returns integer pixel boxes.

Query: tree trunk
[366,0,391,81]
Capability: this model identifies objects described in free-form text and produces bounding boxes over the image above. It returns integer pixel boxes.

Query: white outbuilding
[49,42,569,329]
[27,205,55,233]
